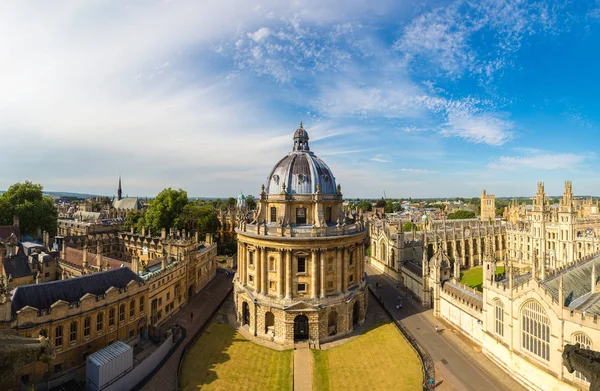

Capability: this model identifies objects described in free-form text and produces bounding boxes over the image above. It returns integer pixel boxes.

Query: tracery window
[573,333,592,382]
[494,300,504,337]
[521,300,550,361]
[54,325,63,347]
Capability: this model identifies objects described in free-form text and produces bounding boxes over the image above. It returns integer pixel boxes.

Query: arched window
[521,300,550,361]
[139,297,145,313]
[129,299,135,318]
[381,244,386,263]
[54,325,63,347]
[494,300,504,337]
[265,312,275,334]
[69,321,78,343]
[97,312,104,332]
[84,316,91,337]
[119,304,125,322]
[108,308,115,327]
[573,333,592,382]
[270,207,277,223]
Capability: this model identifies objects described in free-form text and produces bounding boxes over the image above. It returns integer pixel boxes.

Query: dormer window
[273,175,279,184]
[298,174,305,183]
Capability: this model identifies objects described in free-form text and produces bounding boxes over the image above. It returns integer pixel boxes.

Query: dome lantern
[293,122,310,152]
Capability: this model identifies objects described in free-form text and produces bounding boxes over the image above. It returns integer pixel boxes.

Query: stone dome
[265,123,337,196]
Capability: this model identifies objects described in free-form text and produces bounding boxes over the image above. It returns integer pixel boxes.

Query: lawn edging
[368,287,435,391]
[175,287,234,391]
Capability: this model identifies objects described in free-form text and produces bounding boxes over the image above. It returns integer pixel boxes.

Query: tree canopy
[403,221,420,231]
[355,201,373,212]
[447,210,476,220]
[123,188,220,237]
[0,181,57,236]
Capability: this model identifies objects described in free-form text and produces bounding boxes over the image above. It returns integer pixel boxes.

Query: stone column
[262,247,268,295]
[278,249,284,298]
[239,243,245,284]
[311,250,318,298]
[256,247,262,293]
[320,249,326,298]
[469,238,475,268]
[336,247,343,293]
[343,247,349,292]
[285,250,293,299]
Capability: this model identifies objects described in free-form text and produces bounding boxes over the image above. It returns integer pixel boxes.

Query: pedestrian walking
[435,325,439,333]
[190,312,194,322]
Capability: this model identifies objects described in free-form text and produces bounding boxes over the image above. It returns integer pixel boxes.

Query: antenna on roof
[383,190,387,200]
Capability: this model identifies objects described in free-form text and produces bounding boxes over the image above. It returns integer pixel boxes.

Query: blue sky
[1,0,600,198]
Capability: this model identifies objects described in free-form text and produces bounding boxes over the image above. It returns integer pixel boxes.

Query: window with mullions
[270,207,277,223]
[297,257,306,273]
[521,300,550,361]
[494,300,504,337]
[296,208,307,224]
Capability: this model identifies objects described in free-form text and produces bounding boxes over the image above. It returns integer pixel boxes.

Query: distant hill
[44,191,105,199]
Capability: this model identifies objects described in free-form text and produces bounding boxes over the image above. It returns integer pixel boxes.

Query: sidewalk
[293,342,312,391]
[144,273,233,391]
[367,263,525,391]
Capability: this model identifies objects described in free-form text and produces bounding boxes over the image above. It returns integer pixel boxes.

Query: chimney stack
[12,216,19,228]
[161,228,167,240]
[82,246,88,268]
[161,256,167,271]
[205,233,213,245]
[141,227,146,237]
[195,232,199,243]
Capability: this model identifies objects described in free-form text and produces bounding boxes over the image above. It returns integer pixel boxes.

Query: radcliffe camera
[1,2,599,391]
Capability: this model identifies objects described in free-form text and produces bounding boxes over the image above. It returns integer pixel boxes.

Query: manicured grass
[179,323,293,391]
[312,322,423,391]
[460,265,505,291]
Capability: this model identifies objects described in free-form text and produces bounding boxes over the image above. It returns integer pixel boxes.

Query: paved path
[144,273,233,391]
[293,342,312,391]
[366,263,526,391]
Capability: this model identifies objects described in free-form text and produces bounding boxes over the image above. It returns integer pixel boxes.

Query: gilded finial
[299,121,303,128]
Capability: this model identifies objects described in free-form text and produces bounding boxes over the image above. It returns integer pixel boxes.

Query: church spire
[118,175,122,201]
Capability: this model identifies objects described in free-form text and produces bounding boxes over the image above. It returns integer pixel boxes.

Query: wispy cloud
[395,0,564,79]
[440,114,513,146]
[399,168,434,174]
[370,154,392,163]
[488,150,595,170]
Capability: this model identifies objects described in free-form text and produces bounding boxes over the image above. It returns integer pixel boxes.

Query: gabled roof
[3,256,33,279]
[11,267,143,316]
[62,247,130,270]
[112,197,142,210]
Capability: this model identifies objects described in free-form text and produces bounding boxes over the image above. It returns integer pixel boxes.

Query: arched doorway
[328,311,337,336]
[294,315,309,340]
[188,286,194,299]
[352,302,359,326]
[265,312,275,334]
[242,302,250,326]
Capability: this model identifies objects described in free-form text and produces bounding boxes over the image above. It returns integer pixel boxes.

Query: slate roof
[542,255,600,307]
[63,247,130,270]
[11,267,143,316]
[0,226,19,241]
[3,256,33,279]
[112,197,142,210]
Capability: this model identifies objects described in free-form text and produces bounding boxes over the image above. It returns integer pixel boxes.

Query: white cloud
[370,155,392,163]
[395,0,563,78]
[488,151,595,170]
[399,168,434,174]
[440,114,513,146]
[248,27,271,42]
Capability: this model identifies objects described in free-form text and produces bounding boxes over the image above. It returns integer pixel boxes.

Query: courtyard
[179,323,293,391]
[312,322,423,391]
[460,265,505,291]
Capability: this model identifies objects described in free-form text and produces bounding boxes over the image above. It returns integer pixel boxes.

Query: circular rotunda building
[234,123,368,345]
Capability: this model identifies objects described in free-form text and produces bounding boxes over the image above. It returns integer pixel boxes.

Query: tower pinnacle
[118,175,122,201]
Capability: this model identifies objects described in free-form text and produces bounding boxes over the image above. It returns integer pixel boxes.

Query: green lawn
[460,265,505,291]
[312,322,423,391]
[179,323,293,391]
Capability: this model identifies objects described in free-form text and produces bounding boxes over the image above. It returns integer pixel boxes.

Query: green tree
[356,201,372,212]
[179,203,219,235]
[122,210,145,233]
[447,210,476,220]
[375,199,386,208]
[143,188,189,232]
[0,181,57,236]
[403,221,420,231]
[246,195,257,210]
